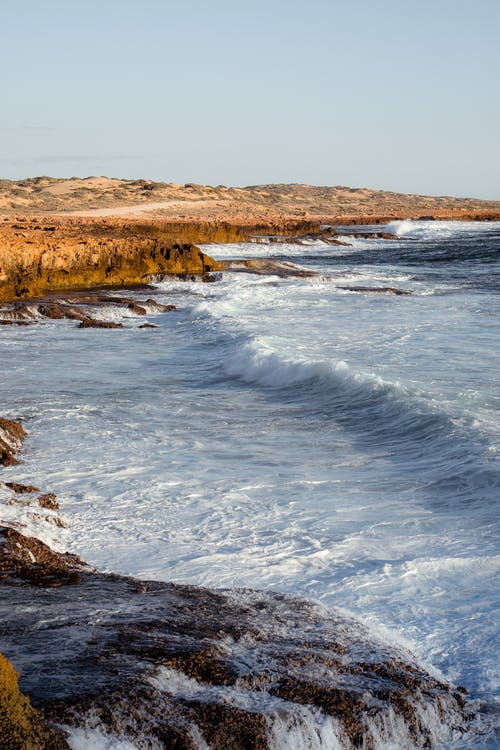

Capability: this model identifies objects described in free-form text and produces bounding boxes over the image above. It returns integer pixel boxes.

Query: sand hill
[1,176,500,223]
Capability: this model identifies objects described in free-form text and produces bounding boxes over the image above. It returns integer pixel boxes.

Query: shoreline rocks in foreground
[0,527,471,750]
[0,420,472,749]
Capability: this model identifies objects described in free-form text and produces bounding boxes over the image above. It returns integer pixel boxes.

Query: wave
[219,336,500,512]
[386,219,500,241]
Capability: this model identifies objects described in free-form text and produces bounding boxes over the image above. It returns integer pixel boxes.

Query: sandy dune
[1,176,500,223]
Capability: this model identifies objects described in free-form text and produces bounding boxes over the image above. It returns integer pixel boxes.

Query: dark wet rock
[0,531,470,749]
[0,320,32,326]
[5,483,40,495]
[127,302,147,315]
[337,286,412,295]
[37,302,87,321]
[324,237,352,246]
[145,298,177,311]
[138,323,159,329]
[37,494,59,510]
[334,229,400,240]
[0,302,37,321]
[222,258,317,278]
[0,418,26,467]
[78,318,123,329]
[0,527,85,587]
[201,272,221,282]
[184,703,269,749]
[0,652,70,750]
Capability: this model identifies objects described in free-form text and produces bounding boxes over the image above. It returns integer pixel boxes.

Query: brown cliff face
[0,218,229,302]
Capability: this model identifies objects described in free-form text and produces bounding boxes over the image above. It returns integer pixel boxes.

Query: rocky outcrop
[0,652,69,750]
[221,258,318,277]
[0,218,225,302]
[0,527,471,749]
[0,418,26,467]
[78,318,123,329]
[0,527,84,586]
[0,417,473,748]
[0,291,179,328]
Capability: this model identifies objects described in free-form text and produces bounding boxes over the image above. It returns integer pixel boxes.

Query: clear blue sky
[1,0,499,198]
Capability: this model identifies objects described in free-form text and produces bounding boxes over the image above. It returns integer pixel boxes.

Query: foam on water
[66,728,143,750]
[386,219,500,240]
[1,221,499,748]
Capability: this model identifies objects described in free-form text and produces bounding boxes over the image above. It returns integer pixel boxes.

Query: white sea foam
[1,223,499,748]
[386,219,500,240]
[65,727,144,750]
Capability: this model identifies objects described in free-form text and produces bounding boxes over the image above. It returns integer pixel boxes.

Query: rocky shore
[0,216,328,303]
[0,418,475,749]
[1,188,495,747]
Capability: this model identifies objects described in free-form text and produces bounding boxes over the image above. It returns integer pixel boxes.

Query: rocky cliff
[0,217,325,302]
[0,218,230,302]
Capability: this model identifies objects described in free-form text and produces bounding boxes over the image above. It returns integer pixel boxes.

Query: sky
[1,0,499,198]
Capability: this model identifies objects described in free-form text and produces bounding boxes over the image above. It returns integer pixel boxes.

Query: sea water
[0,220,499,748]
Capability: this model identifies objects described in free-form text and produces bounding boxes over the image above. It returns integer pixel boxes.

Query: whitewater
[1,219,499,748]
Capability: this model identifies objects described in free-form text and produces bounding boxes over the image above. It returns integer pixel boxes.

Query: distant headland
[1,177,500,304]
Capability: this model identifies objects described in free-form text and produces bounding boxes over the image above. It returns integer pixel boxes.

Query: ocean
[1,219,499,749]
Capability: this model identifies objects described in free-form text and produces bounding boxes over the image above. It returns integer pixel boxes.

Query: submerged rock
[37,302,87,321]
[0,529,471,749]
[37,494,59,510]
[0,320,32,326]
[4,483,40,495]
[337,286,412,295]
[78,318,123,329]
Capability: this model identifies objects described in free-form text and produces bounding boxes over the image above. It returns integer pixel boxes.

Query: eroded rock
[0,527,84,586]
[37,494,59,510]
[37,302,87,321]
[127,302,147,315]
[78,318,123,329]
[0,418,26,467]
[5,483,40,495]
[0,531,471,749]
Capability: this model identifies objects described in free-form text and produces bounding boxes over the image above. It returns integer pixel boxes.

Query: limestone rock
[0,652,69,750]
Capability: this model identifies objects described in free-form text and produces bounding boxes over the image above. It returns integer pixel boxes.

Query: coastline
[2,210,500,304]
[0,418,472,749]
[1,191,499,747]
